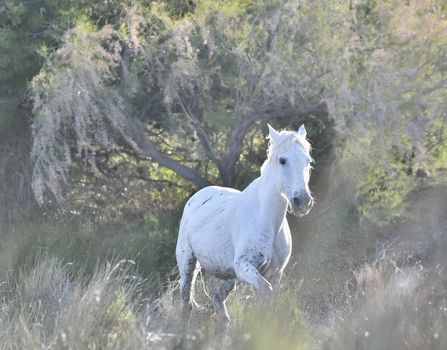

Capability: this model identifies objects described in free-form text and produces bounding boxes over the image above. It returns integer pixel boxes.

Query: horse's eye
[279,157,287,165]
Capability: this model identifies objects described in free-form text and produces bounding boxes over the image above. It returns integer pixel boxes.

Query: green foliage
[0,0,444,227]
[0,0,137,95]
[0,0,167,227]
[0,105,34,230]
[357,159,413,224]
[2,1,447,347]
[327,0,447,225]
[29,0,336,205]
[25,0,447,225]
[425,118,447,180]
[0,211,180,280]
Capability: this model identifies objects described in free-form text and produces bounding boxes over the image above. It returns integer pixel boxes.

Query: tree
[29,0,447,226]
[30,1,334,204]
[0,0,157,223]
[329,0,447,223]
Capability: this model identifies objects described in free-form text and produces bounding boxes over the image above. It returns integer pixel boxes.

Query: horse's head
[262,124,314,216]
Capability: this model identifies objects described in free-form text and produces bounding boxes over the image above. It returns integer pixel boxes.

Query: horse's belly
[190,228,236,279]
[200,262,236,280]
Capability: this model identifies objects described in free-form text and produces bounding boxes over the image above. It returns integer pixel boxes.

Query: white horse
[176,123,314,322]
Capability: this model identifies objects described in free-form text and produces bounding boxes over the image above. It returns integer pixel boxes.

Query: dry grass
[322,255,447,350]
[0,258,147,349]
[0,252,446,349]
[0,256,314,349]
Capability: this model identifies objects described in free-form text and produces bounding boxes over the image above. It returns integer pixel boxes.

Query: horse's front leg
[267,220,292,288]
[234,254,272,298]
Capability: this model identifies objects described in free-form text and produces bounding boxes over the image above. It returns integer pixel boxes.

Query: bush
[0,210,181,281]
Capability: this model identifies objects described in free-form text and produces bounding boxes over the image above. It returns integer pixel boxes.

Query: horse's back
[180,185,240,235]
[178,185,240,278]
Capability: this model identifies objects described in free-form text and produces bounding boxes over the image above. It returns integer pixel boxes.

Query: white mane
[260,130,312,174]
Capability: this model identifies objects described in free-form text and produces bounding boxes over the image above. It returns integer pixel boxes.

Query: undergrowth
[0,253,446,349]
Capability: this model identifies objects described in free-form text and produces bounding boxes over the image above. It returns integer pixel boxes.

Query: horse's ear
[267,123,280,143]
[298,124,307,138]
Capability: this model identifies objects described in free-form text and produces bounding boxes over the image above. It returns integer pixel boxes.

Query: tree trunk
[117,123,211,188]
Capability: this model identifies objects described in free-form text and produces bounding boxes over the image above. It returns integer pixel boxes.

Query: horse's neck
[249,174,288,231]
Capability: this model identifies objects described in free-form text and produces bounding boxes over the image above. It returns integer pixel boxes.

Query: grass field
[0,251,446,349]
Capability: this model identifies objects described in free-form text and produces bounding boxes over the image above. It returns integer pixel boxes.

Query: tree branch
[115,121,210,188]
[175,93,226,177]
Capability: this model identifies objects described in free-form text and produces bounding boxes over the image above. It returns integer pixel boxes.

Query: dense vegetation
[1,0,447,348]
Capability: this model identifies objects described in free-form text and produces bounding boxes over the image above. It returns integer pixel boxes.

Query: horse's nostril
[293,197,300,207]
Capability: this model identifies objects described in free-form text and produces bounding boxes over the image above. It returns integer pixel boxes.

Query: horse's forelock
[261,131,312,174]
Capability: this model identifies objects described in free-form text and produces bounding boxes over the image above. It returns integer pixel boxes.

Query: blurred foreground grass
[0,253,446,349]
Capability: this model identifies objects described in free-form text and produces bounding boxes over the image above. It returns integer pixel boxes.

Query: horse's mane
[260,130,312,174]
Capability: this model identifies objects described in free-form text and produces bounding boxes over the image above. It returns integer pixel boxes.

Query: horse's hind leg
[212,279,235,324]
[176,244,199,320]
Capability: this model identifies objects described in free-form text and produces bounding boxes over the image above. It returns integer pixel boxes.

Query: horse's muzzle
[291,195,314,216]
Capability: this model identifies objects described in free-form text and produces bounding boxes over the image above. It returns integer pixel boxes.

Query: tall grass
[0,253,446,349]
[325,255,447,350]
[0,258,147,349]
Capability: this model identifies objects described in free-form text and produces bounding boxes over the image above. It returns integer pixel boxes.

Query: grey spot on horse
[201,196,213,206]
